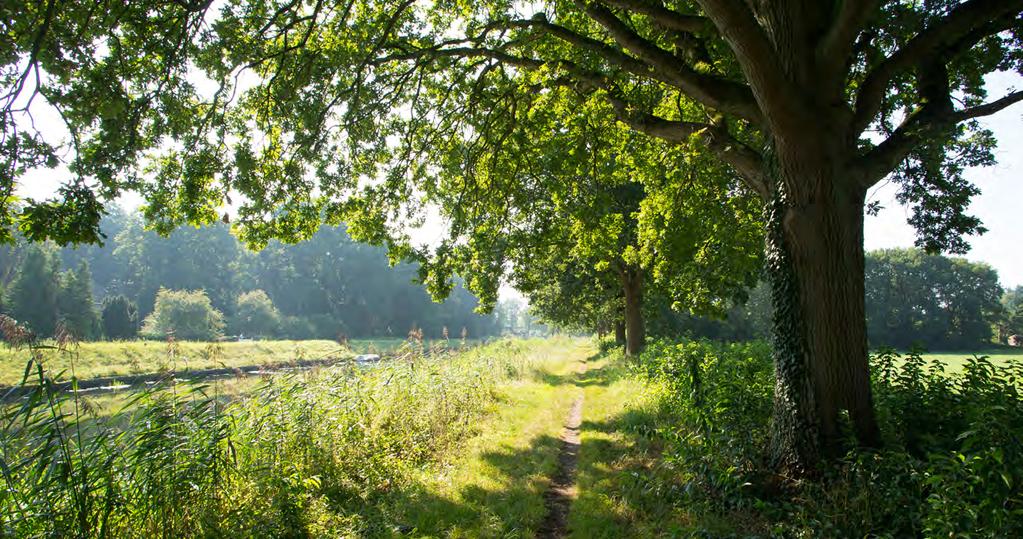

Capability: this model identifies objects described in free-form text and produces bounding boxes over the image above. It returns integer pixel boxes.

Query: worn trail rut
[537,359,587,538]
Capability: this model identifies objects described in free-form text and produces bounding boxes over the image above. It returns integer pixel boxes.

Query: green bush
[101,295,138,339]
[140,288,224,341]
[637,340,1023,537]
[228,290,280,338]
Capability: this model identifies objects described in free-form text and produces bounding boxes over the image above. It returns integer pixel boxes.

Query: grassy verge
[0,336,586,537]
[0,339,348,385]
[382,338,591,537]
[567,352,722,538]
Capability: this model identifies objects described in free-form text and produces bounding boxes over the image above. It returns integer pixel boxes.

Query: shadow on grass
[529,350,626,389]
[333,433,564,537]
[315,350,719,538]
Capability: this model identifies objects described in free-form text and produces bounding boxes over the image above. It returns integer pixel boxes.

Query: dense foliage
[0,337,551,536]
[0,209,500,340]
[140,289,225,341]
[636,341,1023,536]
[100,295,138,340]
[229,290,281,338]
[866,248,1003,349]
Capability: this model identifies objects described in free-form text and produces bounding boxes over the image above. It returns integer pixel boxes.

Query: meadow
[0,337,574,537]
[0,338,486,387]
[921,348,1023,373]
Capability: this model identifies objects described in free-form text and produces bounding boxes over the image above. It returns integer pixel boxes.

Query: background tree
[4,245,59,338]
[57,260,100,340]
[995,286,1023,343]
[101,295,138,340]
[141,289,225,341]
[230,290,281,338]
[865,249,1003,350]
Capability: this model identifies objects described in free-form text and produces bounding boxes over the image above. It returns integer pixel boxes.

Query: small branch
[855,90,1023,187]
[850,0,1023,137]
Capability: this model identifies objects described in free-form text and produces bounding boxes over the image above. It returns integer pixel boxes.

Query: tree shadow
[338,434,564,537]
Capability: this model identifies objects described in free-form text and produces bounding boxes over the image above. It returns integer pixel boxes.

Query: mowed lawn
[919,348,1023,373]
[0,339,349,386]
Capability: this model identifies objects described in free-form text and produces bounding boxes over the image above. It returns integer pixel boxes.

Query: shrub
[229,290,280,338]
[101,295,138,339]
[637,340,1023,537]
[140,288,224,341]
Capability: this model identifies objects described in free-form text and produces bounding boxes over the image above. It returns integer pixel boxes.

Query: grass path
[384,340,695,538]
[536,359,587,538]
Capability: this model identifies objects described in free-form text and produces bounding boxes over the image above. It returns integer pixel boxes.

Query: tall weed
[637,340,1023,537]
[1,329,547,537]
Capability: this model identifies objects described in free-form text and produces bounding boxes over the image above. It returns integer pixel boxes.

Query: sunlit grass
[920,349,1023,373]
[387,338,589,537]
[568,353,704,538]
[0,339,347,385]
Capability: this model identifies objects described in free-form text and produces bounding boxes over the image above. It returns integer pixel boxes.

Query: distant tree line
[0,208,499,341]
[533,248,1016,352]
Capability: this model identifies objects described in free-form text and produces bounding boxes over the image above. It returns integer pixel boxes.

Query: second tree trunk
[621,267,645,356]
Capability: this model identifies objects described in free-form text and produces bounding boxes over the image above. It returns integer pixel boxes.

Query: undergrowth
[0,320,548,538]
[636,339,1023,537]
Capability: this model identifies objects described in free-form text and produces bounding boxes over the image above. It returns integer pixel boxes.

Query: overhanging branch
[850,0,1023,137]
[855,90,1023,187]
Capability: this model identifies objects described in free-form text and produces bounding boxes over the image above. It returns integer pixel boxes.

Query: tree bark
[620,267,645,356]
[614,320,626,346]
[766,175,881,474]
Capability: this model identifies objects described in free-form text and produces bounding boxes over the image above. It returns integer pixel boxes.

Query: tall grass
[0,315,546,537]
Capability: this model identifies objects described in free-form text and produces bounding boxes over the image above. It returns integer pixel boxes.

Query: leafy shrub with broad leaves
[140,288,224,341]
[637,340,1023,537]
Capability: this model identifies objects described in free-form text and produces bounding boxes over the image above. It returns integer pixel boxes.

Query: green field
[918,348,1023,373]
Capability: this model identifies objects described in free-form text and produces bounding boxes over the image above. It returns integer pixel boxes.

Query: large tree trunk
[620,268,645,356]
[766,176,881,474]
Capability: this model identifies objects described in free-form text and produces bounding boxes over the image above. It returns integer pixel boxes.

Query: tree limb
[818,0,879,82]
[693,0,804,134]
[601,92,768,196]
[598,0,714,34]
[850,0,1023,137]
[855,90,1023,187]
[534,8,763,124]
